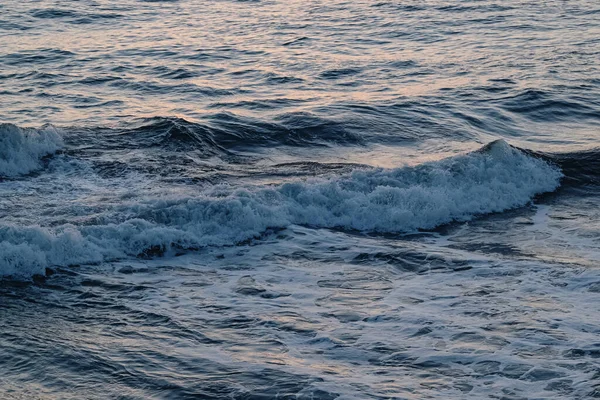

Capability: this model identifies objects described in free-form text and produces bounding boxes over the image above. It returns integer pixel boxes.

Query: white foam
[0,123,63,177]
[0,140,563,278]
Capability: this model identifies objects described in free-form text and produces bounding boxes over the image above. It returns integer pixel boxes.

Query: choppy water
[1,0,600,399]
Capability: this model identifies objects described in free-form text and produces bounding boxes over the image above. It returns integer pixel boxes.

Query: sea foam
[0,140,562,278]
[0,123,63,178]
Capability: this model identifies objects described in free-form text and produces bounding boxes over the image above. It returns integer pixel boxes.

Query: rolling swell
[67,116,363,156]
[154,113,361,149]
[0,140,562,279]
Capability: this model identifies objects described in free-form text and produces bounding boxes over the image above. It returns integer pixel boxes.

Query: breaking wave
[0,140,562,278]
[0,123,63,177]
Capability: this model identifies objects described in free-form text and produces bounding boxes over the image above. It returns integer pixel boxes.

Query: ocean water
[1,0,600,398]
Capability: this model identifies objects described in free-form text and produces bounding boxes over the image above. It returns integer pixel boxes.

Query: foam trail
[0,140,562,278]
[0,123,63,177]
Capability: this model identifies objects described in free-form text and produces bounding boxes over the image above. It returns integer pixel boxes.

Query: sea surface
[1,0,600,398]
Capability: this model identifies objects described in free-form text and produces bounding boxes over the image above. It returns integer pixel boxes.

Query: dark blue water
[1,0,600,398]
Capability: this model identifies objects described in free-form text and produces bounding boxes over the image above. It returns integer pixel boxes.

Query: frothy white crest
[0,123,63,177]
[0,140,563,278]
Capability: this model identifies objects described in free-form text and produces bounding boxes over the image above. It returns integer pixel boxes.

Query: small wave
[2,49,75,66]
[496,89,600,123]
[30,8,123,22]
[319,68,362,80]
[0,140,562,279]
[0,123,63,178]
[30,8,79,19]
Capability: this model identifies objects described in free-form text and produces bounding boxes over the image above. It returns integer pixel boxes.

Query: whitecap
[0,123,63,177]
